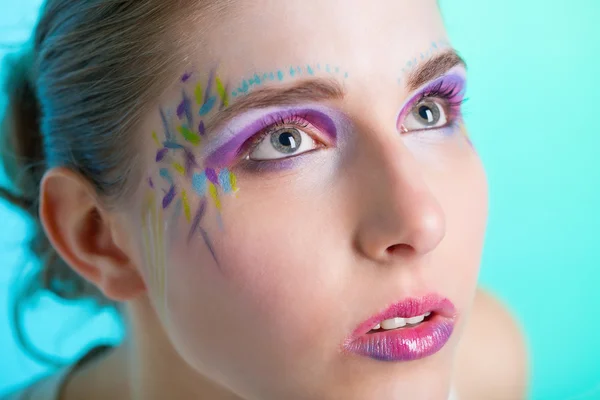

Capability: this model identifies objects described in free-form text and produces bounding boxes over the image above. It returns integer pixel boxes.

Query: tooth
[424,312,431,317]
[381,317,407,330]
[406,315,425,325]
[372,324,381,330]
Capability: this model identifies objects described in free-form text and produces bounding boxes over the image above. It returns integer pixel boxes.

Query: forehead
[192,0,446,80]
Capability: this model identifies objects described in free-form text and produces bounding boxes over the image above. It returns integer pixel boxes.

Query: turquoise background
[0,0,598,398]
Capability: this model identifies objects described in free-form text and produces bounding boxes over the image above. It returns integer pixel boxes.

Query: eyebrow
[203,49,466,133]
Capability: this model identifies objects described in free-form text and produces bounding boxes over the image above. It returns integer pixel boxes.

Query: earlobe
[40,167,146,302]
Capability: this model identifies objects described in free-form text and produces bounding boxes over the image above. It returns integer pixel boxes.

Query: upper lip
[348,293,457,340]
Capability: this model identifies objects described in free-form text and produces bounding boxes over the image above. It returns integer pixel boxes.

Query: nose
[349,129,446,263]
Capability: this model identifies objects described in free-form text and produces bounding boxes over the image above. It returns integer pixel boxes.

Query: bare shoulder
[454,288,529,400]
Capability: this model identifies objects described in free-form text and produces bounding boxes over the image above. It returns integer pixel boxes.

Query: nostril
[386,243,413,255]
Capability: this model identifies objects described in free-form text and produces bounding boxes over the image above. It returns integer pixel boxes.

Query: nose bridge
[349,124,446,262]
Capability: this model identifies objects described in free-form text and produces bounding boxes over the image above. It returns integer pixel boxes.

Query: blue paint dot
[249,73,261,86]
[277,70,284,81]
[269,72,275,80]
[344,72,349,79]
[326,64,331,73]
[307,65,314,75]
[263,73,268,80]
[432,41,438,49]
[232,91,238,97]
[192,172,207,196]
[296,66,302,75]
[289,66,296,77]
[238,80,249,94]
[335,66,340,73]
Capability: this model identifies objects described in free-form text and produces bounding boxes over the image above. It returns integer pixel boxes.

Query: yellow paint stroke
[172,162,185,176]
[152,131,161,147]
[209,182,221,210]
[194,82,203,105]
[229,171,238,193]
[215,75,228,108]
[140,192,154,295]
[141,191,167,317]
[182,189,192,222]
[155,206,166,315]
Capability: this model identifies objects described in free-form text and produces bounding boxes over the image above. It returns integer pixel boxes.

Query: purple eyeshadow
[397,73,466,125]
[203,106,341,169]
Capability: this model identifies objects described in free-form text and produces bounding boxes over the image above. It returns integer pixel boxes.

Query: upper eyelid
[397,73,466,118]
[202,105,342,168]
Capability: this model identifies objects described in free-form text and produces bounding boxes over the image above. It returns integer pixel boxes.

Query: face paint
[230,62,349,98]
[202,105,341,169]
[141,191,167,316]
[399,39,452,80]
[143,62,351,279]
[396,72,466,137]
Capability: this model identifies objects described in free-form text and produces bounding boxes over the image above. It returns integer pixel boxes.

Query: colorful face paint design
[147,69,240,267]
[398,40,451,84]
[230,62,349,98]
[145,62,351,270]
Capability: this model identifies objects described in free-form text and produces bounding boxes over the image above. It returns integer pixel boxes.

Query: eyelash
[409,79,467,124]
[236,79,466,163]
[239,113,323,158]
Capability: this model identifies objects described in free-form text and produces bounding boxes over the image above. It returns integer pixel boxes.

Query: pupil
[271,128,302,154]
[279,132,297,149]
[419,105,433,122]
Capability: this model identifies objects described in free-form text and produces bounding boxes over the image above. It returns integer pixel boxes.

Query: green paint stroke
[178,125,201,146]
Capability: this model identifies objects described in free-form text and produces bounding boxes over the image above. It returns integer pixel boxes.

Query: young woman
[1,0,528,399]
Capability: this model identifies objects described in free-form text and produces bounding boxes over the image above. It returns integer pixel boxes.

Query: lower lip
[344,314,455,362]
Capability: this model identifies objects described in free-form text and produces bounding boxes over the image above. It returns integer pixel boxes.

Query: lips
[343,294,457,362]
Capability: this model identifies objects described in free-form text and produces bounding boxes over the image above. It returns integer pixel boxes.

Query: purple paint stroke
[184,147,200,177]
[162,185,176,209]
[205,168,219,185]
[181,71,193,82]
[200,227,220,268]
[156,148,169,162]
[176,89,194,128]
[198,120,206,136]
[187,197,207,244]
[204,107,340,168]
[160,108,172,140]
[148,177,154,188]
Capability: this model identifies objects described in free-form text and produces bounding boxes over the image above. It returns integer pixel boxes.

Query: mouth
[367,311,434,333]
[343,294,457,362]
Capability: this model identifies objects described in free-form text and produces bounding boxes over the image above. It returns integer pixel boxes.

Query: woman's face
[127,0,488,398]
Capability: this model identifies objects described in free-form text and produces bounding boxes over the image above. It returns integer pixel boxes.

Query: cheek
[433,148,488,308]
[158,177,346,374]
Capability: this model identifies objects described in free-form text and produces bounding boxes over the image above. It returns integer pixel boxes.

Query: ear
[39,167,146,301]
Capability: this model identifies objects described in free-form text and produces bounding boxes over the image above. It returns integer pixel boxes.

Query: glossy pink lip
[343,294,457,362]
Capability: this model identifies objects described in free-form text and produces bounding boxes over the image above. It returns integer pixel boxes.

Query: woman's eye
[403,100,448,131]
[248,127,319,161]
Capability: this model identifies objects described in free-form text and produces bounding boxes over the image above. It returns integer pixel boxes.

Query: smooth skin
[38,0,528,399]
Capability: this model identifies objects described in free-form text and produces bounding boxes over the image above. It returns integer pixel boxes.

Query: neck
[63,296,243,400]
